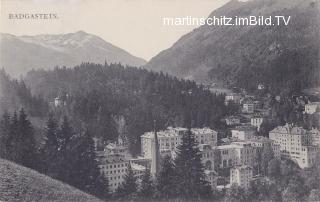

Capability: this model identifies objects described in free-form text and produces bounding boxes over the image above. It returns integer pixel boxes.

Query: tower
[150,120,160,177]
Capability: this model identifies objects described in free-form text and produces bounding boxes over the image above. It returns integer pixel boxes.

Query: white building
[305,102,320,114]
[309,128,320,147]
[230,166,253,190]
[104,143,130,159]
[225,116,241,126]
[250,116,264,131]
[141,127,218,159]
[257,84,265,90]
[269,124,319,168]
[216,142,256,169]
[54,97,64,107]
[225,93,242,105]
[242,101,255,114]
[98,155,129,192]
[131,163,146,181]
[231,125,257,141]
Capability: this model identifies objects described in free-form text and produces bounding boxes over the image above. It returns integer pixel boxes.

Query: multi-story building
[104,142,131,159]
[269,124,319,168]
[248,137,281,159]
[97,155,129,192]
[309,128,320,147]
[131,163,146,181]
[225,116,241,126]
[250,116,264,131]
[305,102,320,114]
[225,93,242,105]
[231,125,257,141]
[216,142,256,169]
[230,166,253,190]
[231,142,256,167]
[242,100,255,114]
[141,127,217,159]
[199,144,216,170]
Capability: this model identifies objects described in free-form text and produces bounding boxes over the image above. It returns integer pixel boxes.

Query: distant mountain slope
[145,0,319,94]
[0,158,103,202]
[0,31,146,77]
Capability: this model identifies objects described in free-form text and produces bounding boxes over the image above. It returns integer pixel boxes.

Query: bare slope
[0,158,103,202]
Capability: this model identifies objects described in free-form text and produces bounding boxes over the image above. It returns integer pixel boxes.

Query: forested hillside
[0,69,48,116]
[23,63,229,154]
[145,0,319,94]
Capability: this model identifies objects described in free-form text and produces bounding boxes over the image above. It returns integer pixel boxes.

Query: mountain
[145,0,319,94]
[0,31,146,77]
[0,158,103,202]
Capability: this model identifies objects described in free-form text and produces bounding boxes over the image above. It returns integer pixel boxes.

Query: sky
[0,0,229,61]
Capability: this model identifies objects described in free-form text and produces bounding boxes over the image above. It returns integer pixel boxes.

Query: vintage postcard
[0,0,319,201]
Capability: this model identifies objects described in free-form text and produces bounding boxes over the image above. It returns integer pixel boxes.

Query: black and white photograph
[0,0,319,201]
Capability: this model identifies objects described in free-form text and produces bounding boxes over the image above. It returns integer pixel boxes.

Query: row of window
[102,163,129,169]
[104,168,127,174]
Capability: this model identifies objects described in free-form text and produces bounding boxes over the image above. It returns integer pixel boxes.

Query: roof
[131,163,146,171]
[306,102,320,106]
[217,144,243,150]
[270,124,307,135]
[233,124,256,131]
[225,115,241,120]
[141,127,217,138]
[231,165,253,171]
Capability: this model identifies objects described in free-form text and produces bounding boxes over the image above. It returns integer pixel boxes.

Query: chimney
[151,120,160,178]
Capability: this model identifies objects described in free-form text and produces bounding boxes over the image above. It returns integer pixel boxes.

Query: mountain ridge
[0,31,147,77]
[145,0,319,94]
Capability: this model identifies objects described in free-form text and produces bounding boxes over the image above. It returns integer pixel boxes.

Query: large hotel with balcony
[269,124,319,168]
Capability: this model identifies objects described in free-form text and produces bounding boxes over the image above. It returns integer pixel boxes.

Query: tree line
[22,63,231,155]
[1,109,320,201]
[0,110,108,200]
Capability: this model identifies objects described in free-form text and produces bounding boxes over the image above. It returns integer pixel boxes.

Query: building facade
[231,125,257,141]
[216,142,256,169]
[225,93,242,105]
[305,102,320,114]
[225,116,241,126]
[269,124,319,168]
[230,166,253,190]
[250,116,264,131]
[141,127,218,159]
[97,155,129,192]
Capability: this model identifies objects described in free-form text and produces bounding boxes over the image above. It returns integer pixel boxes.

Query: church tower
[151,120,160,177]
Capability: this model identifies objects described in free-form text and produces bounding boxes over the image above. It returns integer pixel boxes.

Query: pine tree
[70,131,109,199]
[8,111,19,162]
[41,115,59,177]
[156,155,177,199]
[0,112,11,158]
[56,116,74,182]
[224,185,248,202]
[139,168,154,198]
[174,129,211,199]
[261,144,275,176]
[17,108,37,169]
[116,163,137,199]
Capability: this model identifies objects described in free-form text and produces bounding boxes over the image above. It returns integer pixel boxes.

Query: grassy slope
[0,158,103,202]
